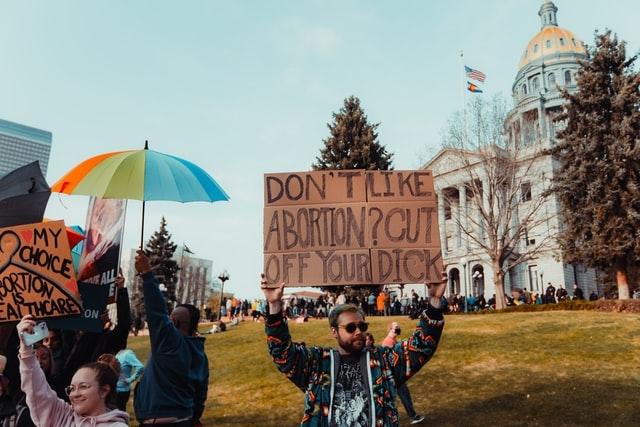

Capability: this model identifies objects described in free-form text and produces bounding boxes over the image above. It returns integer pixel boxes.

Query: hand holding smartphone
[22,322,49,346]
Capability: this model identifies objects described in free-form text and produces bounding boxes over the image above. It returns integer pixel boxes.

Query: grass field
[127,311,640,426]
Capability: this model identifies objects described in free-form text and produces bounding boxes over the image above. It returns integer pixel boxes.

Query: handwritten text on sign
[263,170,443,286]
[0,221,82,323]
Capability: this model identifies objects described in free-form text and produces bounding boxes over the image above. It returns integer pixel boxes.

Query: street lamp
[217,270,230,321]
[472,270,483,296]
[460,257,468,313]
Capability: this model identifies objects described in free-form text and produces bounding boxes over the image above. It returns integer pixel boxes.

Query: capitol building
[424,0,599,300]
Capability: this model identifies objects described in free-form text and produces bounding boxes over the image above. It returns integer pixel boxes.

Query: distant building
[174,246,214,309]
[424,0,599,300]
[124,246,214,310]
[0,118,52,178]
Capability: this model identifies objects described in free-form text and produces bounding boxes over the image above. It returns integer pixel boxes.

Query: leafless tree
[439,95,557,309]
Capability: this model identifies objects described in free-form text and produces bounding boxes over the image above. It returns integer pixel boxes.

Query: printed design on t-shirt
[331,358,369,427]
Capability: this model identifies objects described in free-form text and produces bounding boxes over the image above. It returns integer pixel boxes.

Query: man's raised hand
[260,274,285,315]
[426,270,448,308]
[135,249,151,275]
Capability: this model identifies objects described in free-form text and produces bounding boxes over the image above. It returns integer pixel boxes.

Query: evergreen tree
[145,216,180,309]
[551,31,640,299]
[313,96,393,170]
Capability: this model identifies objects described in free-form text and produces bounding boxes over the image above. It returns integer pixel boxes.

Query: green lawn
[127,311,640,426]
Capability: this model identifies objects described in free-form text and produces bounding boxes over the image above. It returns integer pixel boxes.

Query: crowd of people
[0,250,208,426]
[210,281,601,330]
[444,282,598,313]
[276,289,432,321]
[2,250,619,427]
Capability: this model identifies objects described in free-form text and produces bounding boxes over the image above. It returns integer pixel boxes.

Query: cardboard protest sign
[0,221,83,323]
[263,170,443,286]
[77,197,127,304]
[46,282,109,333]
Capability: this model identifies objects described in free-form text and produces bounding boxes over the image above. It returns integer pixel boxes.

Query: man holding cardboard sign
[262,169,446,425]
[261,274,446,426]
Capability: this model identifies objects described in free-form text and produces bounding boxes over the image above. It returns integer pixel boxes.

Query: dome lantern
[517,0,586,70]
[539,0,558,30]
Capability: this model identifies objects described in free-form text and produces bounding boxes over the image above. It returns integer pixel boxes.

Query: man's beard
[337,335,365,355]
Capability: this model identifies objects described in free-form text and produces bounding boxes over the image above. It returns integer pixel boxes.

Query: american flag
[465,65,486,83]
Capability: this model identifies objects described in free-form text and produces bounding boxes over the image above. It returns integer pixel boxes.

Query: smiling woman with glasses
[16,315,129,426]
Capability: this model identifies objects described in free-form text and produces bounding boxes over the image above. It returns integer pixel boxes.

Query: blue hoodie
[134,272,209,423]
[116,349,144,393]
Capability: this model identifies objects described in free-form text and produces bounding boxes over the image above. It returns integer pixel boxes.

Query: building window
[546,39,552,49]
[548,72,556,88]
[532,76,539,92]
[560,37,565,46]
[524,227,536,246]
[521,182,532,202]
[564,70,572,85]
[522,84,528,95]
[534,44,539,53]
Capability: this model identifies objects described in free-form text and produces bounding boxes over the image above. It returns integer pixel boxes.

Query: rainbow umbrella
[52,141,230,247]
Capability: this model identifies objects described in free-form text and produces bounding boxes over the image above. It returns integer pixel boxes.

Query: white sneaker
[410,415,425,424]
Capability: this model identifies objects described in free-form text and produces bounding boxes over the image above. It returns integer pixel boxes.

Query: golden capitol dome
[518,0,587,69]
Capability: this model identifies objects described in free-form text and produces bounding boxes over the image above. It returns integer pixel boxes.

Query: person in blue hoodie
[133,250,209,427]
[114,348,144,411]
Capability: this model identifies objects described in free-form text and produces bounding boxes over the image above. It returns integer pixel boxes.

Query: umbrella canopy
[51,142,230,248]
[51,145,230,202]
[0,161,51,228]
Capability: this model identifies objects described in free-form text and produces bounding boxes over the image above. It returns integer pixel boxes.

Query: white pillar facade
[437,191,448,252]
[459,184,468,249]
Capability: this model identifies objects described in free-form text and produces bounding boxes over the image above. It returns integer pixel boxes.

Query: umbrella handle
[140,140,149,249]
[140,200,146,250]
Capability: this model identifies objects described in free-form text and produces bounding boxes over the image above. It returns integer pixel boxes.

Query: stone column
[456,189,462,248]
[437,190,448,252]
[459,184,468,249]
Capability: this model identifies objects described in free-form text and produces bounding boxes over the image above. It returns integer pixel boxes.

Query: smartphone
[22,322,49,346]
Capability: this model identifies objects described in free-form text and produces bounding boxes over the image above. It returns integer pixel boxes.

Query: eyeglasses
[338,322,369,333]
[65,383,94,396]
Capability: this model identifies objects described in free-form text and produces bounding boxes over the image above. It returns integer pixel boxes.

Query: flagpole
[460,50,469,148]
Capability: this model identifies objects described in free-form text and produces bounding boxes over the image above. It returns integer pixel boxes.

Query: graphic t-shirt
[330,355,370,427]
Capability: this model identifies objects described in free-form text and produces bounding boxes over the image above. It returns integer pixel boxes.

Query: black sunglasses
[338,322,369,333]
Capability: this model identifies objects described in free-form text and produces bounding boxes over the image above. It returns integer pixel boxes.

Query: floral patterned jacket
[265,306,444,426]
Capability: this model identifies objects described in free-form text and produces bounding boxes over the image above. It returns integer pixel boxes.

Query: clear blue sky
[1,0,637,298]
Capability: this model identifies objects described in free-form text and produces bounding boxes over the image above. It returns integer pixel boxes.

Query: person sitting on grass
[261,273,446,426]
